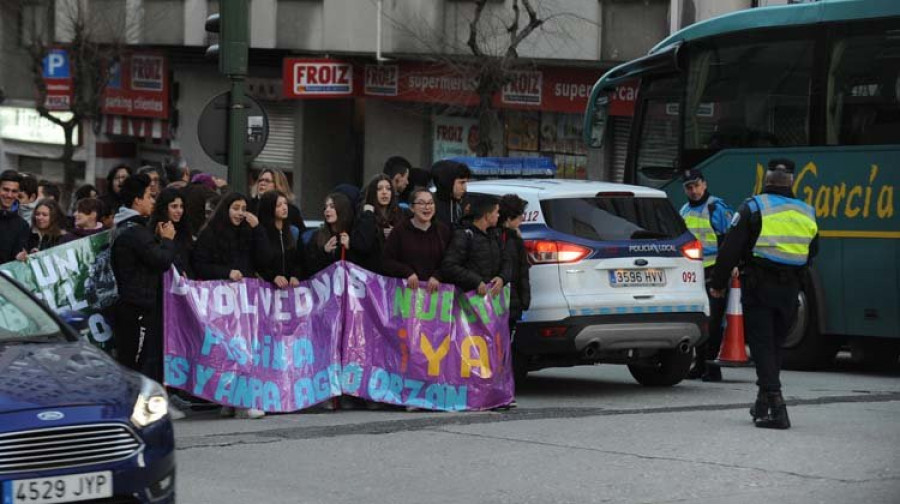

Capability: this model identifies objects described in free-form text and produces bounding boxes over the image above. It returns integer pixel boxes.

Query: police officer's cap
[767,158,795,173]
[682,168,704,186]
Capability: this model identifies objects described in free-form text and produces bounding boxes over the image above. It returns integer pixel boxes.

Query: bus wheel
[781,281,838,370]
[850,338,900,371]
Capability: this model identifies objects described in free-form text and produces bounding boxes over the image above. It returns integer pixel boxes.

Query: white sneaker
[168,404,186,420]
[219,406,235,418]
[235,408,265,419]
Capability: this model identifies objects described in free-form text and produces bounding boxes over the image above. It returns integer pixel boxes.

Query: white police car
[469,179,710,386]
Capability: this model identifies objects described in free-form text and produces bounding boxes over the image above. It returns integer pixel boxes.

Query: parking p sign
[41,48,73,111]
[42,49,70,79]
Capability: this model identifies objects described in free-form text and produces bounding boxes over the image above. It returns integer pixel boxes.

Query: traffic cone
[713,276,753,367]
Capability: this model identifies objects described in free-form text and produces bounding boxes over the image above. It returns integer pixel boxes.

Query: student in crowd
[182,172,226,236]
[382,187,452,292]
[165,157,191,189]
[431,159,471,229]
[21,199,68,256]
[383,156,412,212]
[249,168,306,238]
[498,194,531,329]
[61,198,106,243]
[257,190,305,288]
[441,194,510,297]
[37,180,61,202]
[0,171,30,263]
[102,165,132,213]
[66,184,98,229]
[191,192,266,419]
[351,174,405,273]
[305,192,354,275]
[99,198,115,229]
[17,175,39,225]
[110,174,177,398]
[192,192,266,284]
[149,187,194,278]
[137,166,166,198]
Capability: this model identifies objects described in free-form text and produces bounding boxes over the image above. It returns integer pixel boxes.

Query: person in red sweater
[382,187,452,292]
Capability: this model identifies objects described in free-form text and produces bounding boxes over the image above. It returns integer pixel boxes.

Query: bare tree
[22,0,128,197]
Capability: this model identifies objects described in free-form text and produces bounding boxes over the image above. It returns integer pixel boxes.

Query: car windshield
[541,196,687,242]
[0,276,65,343]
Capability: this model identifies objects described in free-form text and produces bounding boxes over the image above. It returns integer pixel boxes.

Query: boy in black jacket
[441,195,511,297]
[111,174,176,382]
[498,194,531,329]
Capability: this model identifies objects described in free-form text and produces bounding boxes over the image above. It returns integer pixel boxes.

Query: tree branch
[508,0,520,46]
[506,0,543,58]
[466,0,488,58]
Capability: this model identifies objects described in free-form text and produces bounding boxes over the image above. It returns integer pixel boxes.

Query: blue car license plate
[3,471,112,504]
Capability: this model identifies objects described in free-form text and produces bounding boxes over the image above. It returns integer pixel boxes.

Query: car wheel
[781,278,838,370]
[627,349,692,387]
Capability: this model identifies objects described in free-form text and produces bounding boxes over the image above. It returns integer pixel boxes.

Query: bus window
[634,76,683,188]
[684,39,814,153]
[826,28,900,146]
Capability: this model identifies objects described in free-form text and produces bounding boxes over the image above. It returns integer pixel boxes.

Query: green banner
[0,231,116,350]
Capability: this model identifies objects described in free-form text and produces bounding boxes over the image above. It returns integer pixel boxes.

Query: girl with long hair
[305,192,354,274]
[257,190,305,287]
[382,187,451,292]
[149,187,194,277]
[351,174,405,273]
[20,198,67,258]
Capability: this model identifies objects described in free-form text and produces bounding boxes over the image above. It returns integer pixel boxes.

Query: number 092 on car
[608,268,666,287]
[3,471,112,504]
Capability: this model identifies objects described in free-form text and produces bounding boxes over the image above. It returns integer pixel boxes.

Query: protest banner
[164,262,514,412]
[0,232,115,350]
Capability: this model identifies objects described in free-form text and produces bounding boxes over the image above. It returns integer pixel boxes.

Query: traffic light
[204,0,249,76]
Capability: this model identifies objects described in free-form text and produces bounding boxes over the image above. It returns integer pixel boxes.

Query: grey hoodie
[18,200,37,228]
[114,206,141,227]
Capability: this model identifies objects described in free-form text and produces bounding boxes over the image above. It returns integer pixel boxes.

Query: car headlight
[131,377,169,428]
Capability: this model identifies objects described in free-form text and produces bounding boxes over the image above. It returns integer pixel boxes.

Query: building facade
[1,0,770,215]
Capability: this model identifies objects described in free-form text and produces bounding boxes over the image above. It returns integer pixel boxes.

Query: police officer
[709,159,818,429]
[680,169,733,382]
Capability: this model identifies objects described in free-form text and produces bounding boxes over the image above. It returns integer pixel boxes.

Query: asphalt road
[173,359,900,504]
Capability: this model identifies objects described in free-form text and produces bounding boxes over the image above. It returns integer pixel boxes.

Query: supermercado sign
[282,59,604,113]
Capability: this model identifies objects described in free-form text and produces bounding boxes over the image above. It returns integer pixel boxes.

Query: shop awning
[102,115,170,140]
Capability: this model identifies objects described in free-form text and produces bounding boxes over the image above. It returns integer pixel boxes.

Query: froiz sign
[365,65,399,96]
[502,71,542,106]
[284,59,353,98]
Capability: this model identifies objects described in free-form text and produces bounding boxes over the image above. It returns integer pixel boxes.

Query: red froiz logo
[364,65,398,96]
[292,61,353,95]
[131,55,164,91]
[502,71,542,106]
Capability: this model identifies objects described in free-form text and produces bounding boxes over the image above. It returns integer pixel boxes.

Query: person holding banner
[305,192,355,275]
[351,174,405,273]
[191,192,267,419]
[149,188,194,278]
[257,190,305,287]
[111,174,176,386]
[382,187,451,292]
[442,195,511,298]
[20,199,68,257]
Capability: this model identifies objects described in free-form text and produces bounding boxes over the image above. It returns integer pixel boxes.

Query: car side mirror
[587,92,610,149]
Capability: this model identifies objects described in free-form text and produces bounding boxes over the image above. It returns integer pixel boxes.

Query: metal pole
[228,77,247,193]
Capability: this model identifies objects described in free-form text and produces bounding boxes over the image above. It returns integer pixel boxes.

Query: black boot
[755,392,791,430]
[701,364,722,382]
[750,390,768,422]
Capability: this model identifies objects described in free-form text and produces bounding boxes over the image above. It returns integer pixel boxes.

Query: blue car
[0,275,175,503]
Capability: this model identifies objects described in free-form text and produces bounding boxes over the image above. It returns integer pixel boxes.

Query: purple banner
[164,262,513,412]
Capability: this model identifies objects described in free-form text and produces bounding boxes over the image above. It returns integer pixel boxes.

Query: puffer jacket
[441,224,512,292]
[111,212,175,310]
[0,203,30,263]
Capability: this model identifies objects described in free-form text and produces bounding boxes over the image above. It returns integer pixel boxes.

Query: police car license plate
[4,471,112,503]
[609,269,666,287]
